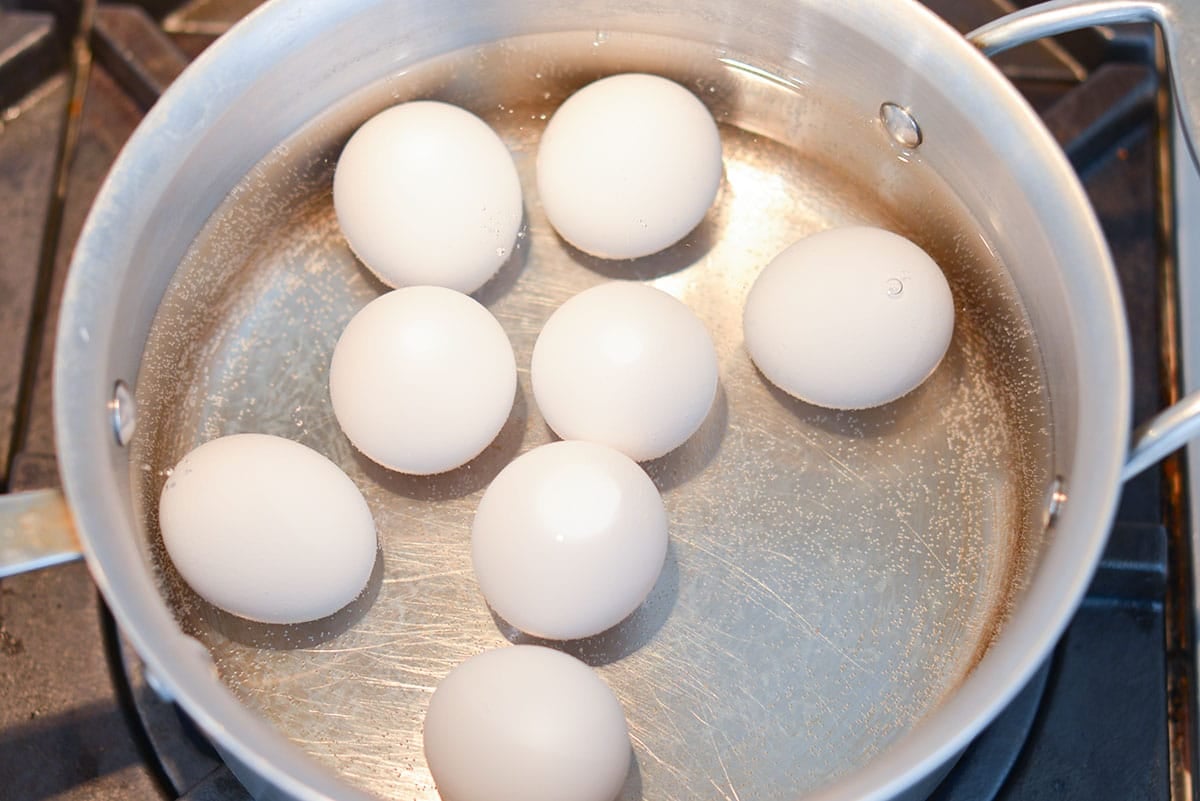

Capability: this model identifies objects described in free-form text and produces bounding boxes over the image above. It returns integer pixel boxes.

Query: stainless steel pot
[5,1,1200,800]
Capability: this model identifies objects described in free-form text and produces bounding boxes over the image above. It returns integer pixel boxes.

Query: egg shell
[157,433,377,624]
[333,100,523,294]
[329,286,517,475]
[471,440,668,640]
[530,281,718,462]
[536,73,723,259]
[743,226,955,410]
[423,645,631,801]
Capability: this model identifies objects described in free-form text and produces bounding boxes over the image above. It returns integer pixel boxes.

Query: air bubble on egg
[743,226,955,410]
[333,100,523,294]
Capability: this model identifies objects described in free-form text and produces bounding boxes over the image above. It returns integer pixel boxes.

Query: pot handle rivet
[880,102,923,149]
[1043,476,1067,529]
[109,380,137,447]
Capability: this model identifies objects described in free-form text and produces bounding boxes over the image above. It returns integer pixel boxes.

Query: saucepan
[3,1,1200,800]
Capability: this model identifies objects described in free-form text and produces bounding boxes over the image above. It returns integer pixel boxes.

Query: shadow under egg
[351,382,529,501]
[751,347,966,443]
[201,546,386,650]
[642,380,729,493]
[488,539,681,666]
[339,206,532,307]
[560,183,727,282]
[472,211,533,307]
[618,749,644,801]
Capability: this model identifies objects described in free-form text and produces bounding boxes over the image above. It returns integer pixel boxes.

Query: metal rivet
[1043,476,1067,529]
[109,380,136,447]
[880,102,922,148]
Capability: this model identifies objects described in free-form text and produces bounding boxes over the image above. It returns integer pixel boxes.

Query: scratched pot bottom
[130,31,1051,801]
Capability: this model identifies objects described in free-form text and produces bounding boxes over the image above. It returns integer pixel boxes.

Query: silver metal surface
[51,2,1133,801]
[109,379,136,446]
[968,0,1200,170]
[1124,390,1200,480]
[1043,477,1068,529]
[880,103,923,149]
[1174,98,1200,742]
[0,488,81,577]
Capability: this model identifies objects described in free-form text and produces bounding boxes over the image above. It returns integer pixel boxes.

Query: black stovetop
[0,2,1184,800]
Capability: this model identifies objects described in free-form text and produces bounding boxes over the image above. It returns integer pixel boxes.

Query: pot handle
[968,0,1199,171]
[0,489,83,578]
[971,0,1200,483]
[1121,391,1200,481]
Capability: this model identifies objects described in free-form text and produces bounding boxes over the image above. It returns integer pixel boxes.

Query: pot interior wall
[125,20,1057,801]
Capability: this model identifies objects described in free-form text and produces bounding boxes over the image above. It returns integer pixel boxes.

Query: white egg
[333,101,523,294]
[471,441,668,640]
[531,281,718,462]
[158,434,377,624]
[536,73,723,259]
[329,286,516,475]
[743,226,955,410]
[424,645,631,801]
